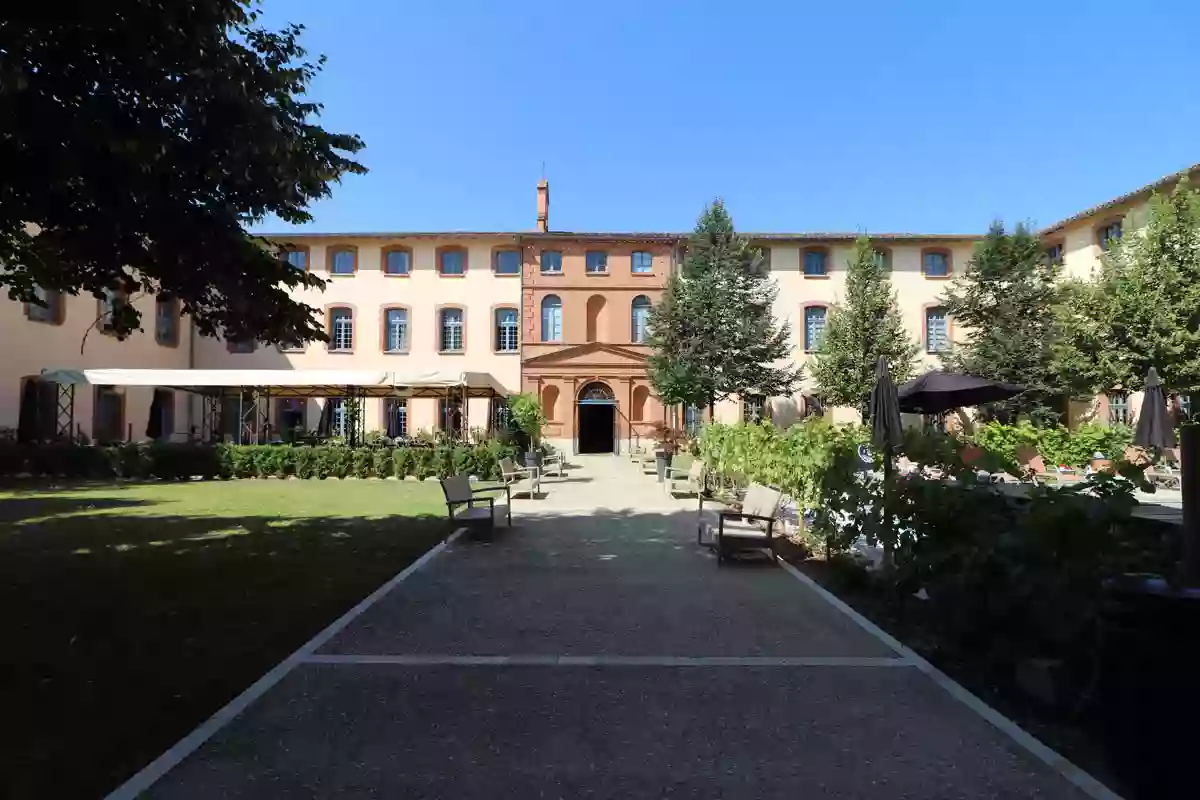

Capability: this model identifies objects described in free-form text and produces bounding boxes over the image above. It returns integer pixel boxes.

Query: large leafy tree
[811,237,917,414]
[941,222,1063,424]
[647,200,800,414]
[1056,181,1200,398]
[0,2,366,344]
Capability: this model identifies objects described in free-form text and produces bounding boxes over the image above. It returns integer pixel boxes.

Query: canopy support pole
[55,383,75,441]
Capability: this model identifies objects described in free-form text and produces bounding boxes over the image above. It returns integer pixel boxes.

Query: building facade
[2,165,1196,447]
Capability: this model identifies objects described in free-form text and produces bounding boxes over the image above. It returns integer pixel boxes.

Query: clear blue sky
[257,0,1200,235]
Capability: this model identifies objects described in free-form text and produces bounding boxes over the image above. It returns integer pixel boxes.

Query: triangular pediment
[524,342,649,368]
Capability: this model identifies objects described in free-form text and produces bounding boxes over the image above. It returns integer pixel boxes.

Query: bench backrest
[742,482,783,519]
[440,474,472,505]
[688,460,705,481]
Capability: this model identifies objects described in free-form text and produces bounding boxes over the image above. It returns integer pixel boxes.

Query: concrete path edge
[103,529,465,800]
[776,557,1124,800]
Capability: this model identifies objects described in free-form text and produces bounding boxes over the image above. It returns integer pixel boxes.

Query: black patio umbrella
[145,390,164,440]
[316,399,334,437]
[1134,367,1174,449]
[869,357,904,569]
[869,357,904,451]
[897,370,1025,415]
[17,378,40,443]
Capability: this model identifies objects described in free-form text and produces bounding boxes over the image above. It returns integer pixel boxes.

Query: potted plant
[508,393,547,467]
[650,423,683,482]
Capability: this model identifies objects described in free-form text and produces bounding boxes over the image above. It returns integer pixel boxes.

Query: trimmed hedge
[0,441,517,481]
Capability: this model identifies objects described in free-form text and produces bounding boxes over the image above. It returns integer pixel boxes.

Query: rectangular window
[490,397,511,433]
[494,250,521,275]
[755,247,771,275]
[1045,243,1064,267]
[151,389,175,440]
[683,404,703,438]
[99,288,124,332]
[385,308,409,352]
[440,249,466,275]
[631,251,653,274]
[439,398,463,436]
[27,286,61,324]
[803,250,827,276]
[804,306,827,352]
[495,308,519,352]
[384,249,410,276]
[923,252,949,277]
[221,392,259,442]
[93,386,124,443]
[742,395,765,423]
[1099,221,1122,251]
[541,250,563,274]
[925,308,950,353]
[441,308,464,352]
[329,309,353,351]
[284,249,307,271]
[277,398,306,436]
[330,398,348,438]
[1108,392,1129,425]
[227,338,256,354]
[277,335,305,354]
[585,250,608,274]
[384,398,408,438]
[873,250,892,272]
[1178,394,1192,422]
[330,248,355,275]
[155,297,178,346]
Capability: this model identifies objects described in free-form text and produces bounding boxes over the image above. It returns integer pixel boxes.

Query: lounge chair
[700,482,784,564]
[541,451,565,478]
[499,457,540,498]
[440,473,501,538]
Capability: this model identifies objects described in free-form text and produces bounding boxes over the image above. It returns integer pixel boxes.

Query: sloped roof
[1040,163,1200,235]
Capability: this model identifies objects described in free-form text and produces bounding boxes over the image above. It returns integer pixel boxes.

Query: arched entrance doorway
[577,381,616,454]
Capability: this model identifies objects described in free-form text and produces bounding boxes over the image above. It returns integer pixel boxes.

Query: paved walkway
[118,456,1112,799]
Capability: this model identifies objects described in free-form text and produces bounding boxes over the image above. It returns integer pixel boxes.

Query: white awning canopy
[37,369,506,398]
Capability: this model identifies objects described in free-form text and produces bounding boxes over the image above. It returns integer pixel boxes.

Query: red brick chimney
[536,179,550,232]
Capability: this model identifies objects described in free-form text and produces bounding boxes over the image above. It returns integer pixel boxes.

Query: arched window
[579,382,614,401]
[541,295,563,342]
[383,308,408,353]
[803,306,827,352]
[494,308,519,352]
[328,307,354,351]
[921,248,951,278]
[631,385,649,421]
[925,306,950,353]
[585,295,606,342]
[541,385,560,421]
[439,308,464,352]
[631,295,651,343]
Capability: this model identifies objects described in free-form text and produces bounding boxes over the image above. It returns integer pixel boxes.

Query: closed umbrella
[316,399,334,437]
[869,357,904,450]
[17,378,40,443]
[145,390,164,440]
[898,370,1025,415]
[1134,367,1174,450]
[869,357,904,569]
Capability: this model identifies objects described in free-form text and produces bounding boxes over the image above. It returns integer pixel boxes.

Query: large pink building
[3,166,1196,449]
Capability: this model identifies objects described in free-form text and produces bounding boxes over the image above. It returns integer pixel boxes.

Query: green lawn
[0,479,449,800]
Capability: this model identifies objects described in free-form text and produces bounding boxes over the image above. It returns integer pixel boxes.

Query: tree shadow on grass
[0,509,450,800]
[0,495,154,526]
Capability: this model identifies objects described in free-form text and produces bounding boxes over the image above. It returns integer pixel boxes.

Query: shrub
[391,447,413,479]
[351,448,373,478]
[372,448,393,479]
[0,441,514,483]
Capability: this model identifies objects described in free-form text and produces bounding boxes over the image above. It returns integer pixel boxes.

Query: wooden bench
[699,482,784,564]
[440,474,503,538]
